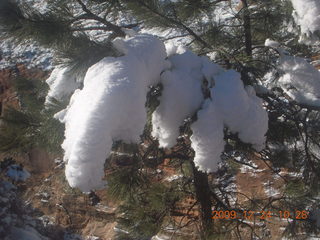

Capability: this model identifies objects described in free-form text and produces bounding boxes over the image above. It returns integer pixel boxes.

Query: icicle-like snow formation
[59,35,168,191]
[152,46,224,149]
[45,67,81,104]
[191,70,268,172]
[212,71,268,151]
[290,0,320,43]
[151,48,204,148]
[152,46,268,172]
[191,100,224,172]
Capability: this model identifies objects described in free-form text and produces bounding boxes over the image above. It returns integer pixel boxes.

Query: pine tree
[0,0,320,239]
[0,76,65,153]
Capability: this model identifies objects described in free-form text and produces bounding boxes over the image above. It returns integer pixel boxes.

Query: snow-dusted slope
[0,40,53,71]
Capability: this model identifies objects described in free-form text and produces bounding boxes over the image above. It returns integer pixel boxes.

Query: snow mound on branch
[59,35,168,191]
[152,46,267,172]
[290,0,320,43]
[277,55,320,107]
[152,46,224,148]
[45,67,81,104]
[152,48,204,148]
[264,39,280,48]
[191,100,224,172]
[213,71,268,151]
[191,70,268,172]
[264,42,320,108]
[57,36,267,190]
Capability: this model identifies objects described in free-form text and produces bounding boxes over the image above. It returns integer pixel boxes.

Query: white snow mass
[290,0,320,43]
[151,48,204,148]
[45,67,81,104]
[264,40,320,108]
[59,35,168,191]
[278,55,320,106]
[191,69,268,172]
[191,99,224,172]
[57,35,268,191]
[152,45,267,172]
[212,71,268,151]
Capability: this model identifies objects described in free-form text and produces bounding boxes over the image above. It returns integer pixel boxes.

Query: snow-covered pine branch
[290,0,320,44]
[49,34,268,191]
[264,39,320,108]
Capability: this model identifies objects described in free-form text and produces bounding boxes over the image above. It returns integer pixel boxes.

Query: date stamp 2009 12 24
[212,210,309,220]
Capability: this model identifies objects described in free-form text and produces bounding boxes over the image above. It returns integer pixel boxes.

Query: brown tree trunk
[241,0,252,57]
[191,162,213,238]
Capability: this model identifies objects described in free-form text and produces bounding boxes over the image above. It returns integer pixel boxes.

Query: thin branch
[75,0,125,38]
[135,0,212,49]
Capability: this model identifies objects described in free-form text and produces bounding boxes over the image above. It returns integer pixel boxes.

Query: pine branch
[71,26,112,31]
[126,0,212,49]
[75,0,125,38]
[0,0,121,74]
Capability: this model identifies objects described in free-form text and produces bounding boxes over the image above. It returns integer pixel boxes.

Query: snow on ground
[263,181,281,197]
[240,165,263,175]
[0,179,50,240]
[164,174,183,182]
[141,27,192,48]
[6,164,30,182]
[0,39,53,71]
[151,234,171,240]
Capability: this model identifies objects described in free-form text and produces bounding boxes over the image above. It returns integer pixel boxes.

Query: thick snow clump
[151,47,204,148]
[290,0,320,43]
[152,45,268,173]
[57,35,168,191]
[53,35,268,191]
[264,39,320,107]
[46,67,81,104]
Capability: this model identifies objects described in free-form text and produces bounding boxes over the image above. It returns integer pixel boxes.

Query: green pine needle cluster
[114,181,181,239]
[0,0,119,79]
[0,77,64,154]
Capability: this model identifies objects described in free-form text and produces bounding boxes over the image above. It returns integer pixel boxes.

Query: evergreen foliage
[0,0,320,239]
[0,77,64,153]
[0,0,120,77]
